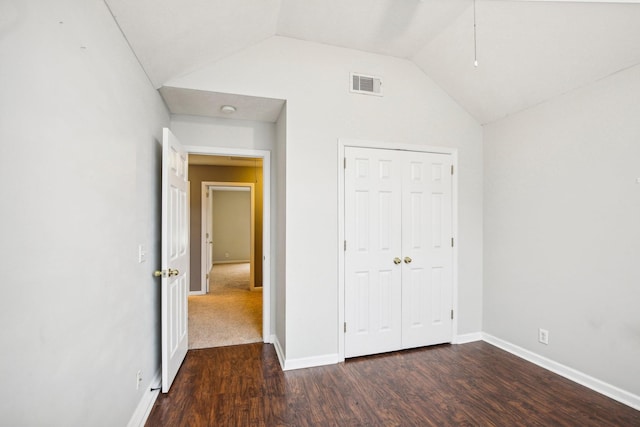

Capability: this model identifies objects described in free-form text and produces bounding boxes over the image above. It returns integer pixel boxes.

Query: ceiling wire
[473,0,479,67]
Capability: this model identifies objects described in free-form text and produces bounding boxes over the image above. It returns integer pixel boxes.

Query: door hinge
[344,322,347,333]
[344,240,347,251]
[451,309,454,320]
[451,165,454,175]
[451,237,454,247]
[344,158,347,169]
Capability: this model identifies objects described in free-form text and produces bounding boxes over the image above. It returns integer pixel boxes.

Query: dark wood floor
[145,342,639,426]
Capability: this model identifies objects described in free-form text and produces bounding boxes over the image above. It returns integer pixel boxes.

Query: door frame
[200,182,256,294]
[186,145,272,343]
[337,138,459,362]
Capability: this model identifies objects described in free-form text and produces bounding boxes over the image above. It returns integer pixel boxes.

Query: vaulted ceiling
[104,0,640,124]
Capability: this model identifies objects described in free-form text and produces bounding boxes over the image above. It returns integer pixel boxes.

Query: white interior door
[344,147,453,358]
[344,147,403,358]
[401,153,453,348]
[200,186,214,294]
[207,187,214,278]
[160,128,189,393]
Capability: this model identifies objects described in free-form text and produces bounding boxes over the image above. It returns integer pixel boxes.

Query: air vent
[350,73,383,96]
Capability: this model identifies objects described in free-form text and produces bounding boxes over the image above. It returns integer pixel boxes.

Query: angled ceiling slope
[104,0,281,87]
[105,0,640,124]
[414,0,640,123]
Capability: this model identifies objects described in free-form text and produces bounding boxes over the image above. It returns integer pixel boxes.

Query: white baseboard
[482,333,640,411]
[272,335,341,371]
[127,370,161,427]
[272,335,286,369]
[282,352,341,371]
[453,332,483,344]
[212,260,250,265]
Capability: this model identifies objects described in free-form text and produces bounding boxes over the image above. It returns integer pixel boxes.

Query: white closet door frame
[337,138,459,362]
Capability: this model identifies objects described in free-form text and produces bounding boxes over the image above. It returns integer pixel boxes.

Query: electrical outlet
[538,328,549,345]
[136,370,143,390]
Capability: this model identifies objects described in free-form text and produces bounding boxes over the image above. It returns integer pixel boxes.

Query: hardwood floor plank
[145,342,640,426]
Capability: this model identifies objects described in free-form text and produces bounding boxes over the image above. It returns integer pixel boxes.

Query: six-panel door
[344,146,453,358]
[344,147,403,358]
[400,152,453,349]
[161,128,189,393]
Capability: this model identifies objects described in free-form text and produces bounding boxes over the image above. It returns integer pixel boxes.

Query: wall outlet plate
[538,328,549,345]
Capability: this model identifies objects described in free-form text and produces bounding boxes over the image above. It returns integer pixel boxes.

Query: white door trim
[191,183,211,296]
[185,145,272,343]
[200,182,256,293]
[337,138,459,362]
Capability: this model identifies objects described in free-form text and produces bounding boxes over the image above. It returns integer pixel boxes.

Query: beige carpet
[188,263,262,349]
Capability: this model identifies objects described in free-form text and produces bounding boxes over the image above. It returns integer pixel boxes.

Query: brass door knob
[404,256,412,264]
[153,269,180,278]
[393,257,401,265]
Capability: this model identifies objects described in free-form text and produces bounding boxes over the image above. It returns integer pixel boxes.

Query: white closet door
[344,147,403,358]
[345,147,453,358]
[401,153,453,349]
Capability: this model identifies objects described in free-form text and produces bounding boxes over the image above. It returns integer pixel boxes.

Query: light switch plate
[138,245,146,263]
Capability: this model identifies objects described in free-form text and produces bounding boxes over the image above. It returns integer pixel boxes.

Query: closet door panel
[402,153,453,349]
[345,147,453,357]
[345,147,402,358]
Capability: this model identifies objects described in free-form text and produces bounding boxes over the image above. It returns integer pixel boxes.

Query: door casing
[337,138,459,362]
[186,145,272,344]
[199,182,256,294]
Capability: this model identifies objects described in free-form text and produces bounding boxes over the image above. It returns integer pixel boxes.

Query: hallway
[188,263,262,349]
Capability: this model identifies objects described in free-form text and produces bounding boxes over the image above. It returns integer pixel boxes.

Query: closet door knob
[393,257,401,265]
[404,257,412,264]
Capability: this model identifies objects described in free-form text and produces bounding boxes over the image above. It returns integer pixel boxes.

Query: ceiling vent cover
[350,73,383,96]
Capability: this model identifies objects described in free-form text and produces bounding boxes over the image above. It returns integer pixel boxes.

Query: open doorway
[201,183,256,294]
[187,154,266,349]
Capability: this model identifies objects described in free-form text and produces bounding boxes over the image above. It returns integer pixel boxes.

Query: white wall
[484,64,640,397]
[166,36,483,362]
[0,1,169,425]
[171,114,276,152]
